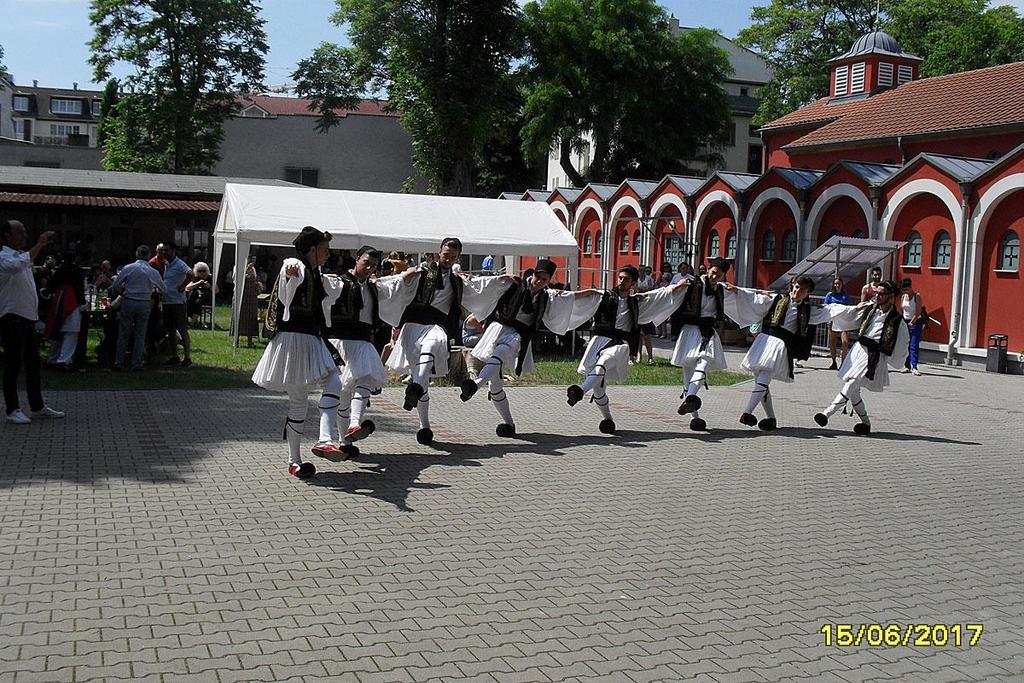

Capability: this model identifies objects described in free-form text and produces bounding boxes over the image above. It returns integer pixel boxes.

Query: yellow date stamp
[820,623,983,647]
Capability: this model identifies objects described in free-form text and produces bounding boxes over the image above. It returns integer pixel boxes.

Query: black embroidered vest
[593,290,641,355]
[761,295,814,360]
[490,280,548,335]
[857,304,905,380]
[268,258,326,336]
[675,277,724,326]
[329,272,379,342]
[400,265,464,343]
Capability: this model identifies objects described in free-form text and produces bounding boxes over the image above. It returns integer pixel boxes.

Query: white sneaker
[5,409,31,425]
[29,406,65,419]
[900,367,911,373]
[912,368,921,376]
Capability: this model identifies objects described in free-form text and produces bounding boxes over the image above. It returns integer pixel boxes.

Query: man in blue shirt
[111,245,167,370]
[159,242,194,367]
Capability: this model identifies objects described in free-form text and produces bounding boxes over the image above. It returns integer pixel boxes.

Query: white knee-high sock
[350,380,372,428]
[413,351,434,389]
[477,354,503,388]
[744,370,773,415]
[317,371,343,443]
[824,378,857,417]
[487,374,514,425]
[684,358,710,398]
[591,385,613,420]
[286,390,308,466]
[847,381,869,424]
[580,364,607,394]
[416,390,431,429]
[334,378,355,443]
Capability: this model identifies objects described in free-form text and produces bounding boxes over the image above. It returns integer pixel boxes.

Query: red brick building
[505,31,1024,369]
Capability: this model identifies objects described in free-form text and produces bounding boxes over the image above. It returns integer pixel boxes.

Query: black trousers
[0,314,44,415]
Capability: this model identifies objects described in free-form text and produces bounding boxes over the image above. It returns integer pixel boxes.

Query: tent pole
[231,237,249,350]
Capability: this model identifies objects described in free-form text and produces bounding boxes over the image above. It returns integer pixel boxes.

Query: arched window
[932,230,951,269]
[583,232,592,255]
[999,230,1020,271]
[903,230,922,267]
[781,230,797,262]
[632,230,641,253]
[595,230,603,255]
[726,230,737,258]
[761,231,776,261]
[619,230,630,253]
[709,232,720,258]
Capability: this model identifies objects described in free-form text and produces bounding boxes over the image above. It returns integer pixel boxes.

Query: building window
[709,232,720,258]
[284,167,319,187]
[999,230,1020,271]
[747,145,763,174]
[898,64,914,85]
[878,62,894,87]
[13,120,26,139]
[583,232,592,254]
[851,62,866,93]
[740,87,749,97]
[834,65,849,96]
[13,95,29,111]
[50,98,83,115]
[92,100,101,116]
[932,230,952,269]
[632,230,641,253]
[50,124,81,136]
[762,231,776,261]
[903,230,923,267]
[781,230,797,262]
[727,121,737,147]
[725,229,736,258]
[595,230,603,255]
[619,230,629,253]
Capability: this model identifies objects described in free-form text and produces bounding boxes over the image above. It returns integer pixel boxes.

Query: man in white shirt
[111,245,167,370]
[0,220,64,424]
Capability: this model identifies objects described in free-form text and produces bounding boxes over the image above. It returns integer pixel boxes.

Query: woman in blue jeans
[900,278,924,375]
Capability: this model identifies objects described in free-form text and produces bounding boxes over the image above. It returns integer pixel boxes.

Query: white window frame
[761,231,776,261]
[898,64,914,85]
[903,231,923,267]
[709,232,721,258]
[583,232,593,255]
[92,100,101,116]
[13,95,30,112]
[726,230,737,258]
[999,230,1020,271]
[834,65,849,96]
[781,231,797,262]
[932,231,952,269]
[851,62,866,93]
[50,98,83,115]
[632,231,641,253]
[619,230,630,254]
[878,62,894,87]
[50,124,81,136]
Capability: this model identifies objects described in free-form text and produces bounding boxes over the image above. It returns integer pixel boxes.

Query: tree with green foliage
[473,72,545,198]
[96,78,119,146]
[520,0,733,186]
[89,0,268,174]
[293,0,525,196]
[738,0,1024,126]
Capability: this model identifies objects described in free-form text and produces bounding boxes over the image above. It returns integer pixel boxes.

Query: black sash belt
[695,317,717,351]
[495,318,537,376]
[330,321,374,343]
[403,305,447,327]
[858,336,883,381]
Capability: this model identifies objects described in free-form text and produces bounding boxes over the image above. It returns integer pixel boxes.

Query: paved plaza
[1,351,1023,682]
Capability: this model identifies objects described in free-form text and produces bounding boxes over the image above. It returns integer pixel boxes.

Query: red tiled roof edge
[0,192,220,211]
[238,94,399,118]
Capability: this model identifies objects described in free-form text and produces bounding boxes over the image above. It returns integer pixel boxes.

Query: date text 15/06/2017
[820,624,983,647]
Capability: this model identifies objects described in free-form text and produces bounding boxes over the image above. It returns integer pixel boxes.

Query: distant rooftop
[0,166,298,196]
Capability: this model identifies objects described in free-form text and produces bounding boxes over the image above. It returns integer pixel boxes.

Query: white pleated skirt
[386,322,450,377]
[839,342,891,392]
[471,323,533,375]
[741,334,793,382]
[332,338,388,390]
[577,336,630,382]
[670,324,727,370]
[252,331,337,393]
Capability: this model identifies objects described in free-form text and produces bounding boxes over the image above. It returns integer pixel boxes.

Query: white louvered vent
[878,62,894,87]
[898,64,914,84]
[834,66,849,96]
[851,62,866,93]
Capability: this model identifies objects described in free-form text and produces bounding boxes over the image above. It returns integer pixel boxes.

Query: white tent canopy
[212,183,579,341]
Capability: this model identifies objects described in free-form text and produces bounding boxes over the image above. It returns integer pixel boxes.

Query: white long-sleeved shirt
[0,246,39,321]
[112,259,167,301]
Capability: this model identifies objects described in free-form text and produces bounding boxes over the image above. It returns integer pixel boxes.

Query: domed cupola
[827,30,922,102]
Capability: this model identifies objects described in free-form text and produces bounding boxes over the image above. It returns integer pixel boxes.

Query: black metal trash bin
[987,334,1008,373]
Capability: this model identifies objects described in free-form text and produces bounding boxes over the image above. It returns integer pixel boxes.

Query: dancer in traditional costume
[252,227,341,479]
[459,259,600,437]
[313,246,419,461]
[671,258,730,431]
[723,276,859,430]
[815,279,909,434]
[385,238,510,445]
[566,265,687,434]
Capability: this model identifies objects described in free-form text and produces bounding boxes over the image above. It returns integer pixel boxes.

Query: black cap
[535,258,557,277]
[293,226,331,253]
[708,257,732,274]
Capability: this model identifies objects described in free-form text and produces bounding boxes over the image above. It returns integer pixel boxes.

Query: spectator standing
[860,266,883,303]
[635,265,657,365]
[231,256,262,347]
[900,278,924,375]
[146,242,167,356]
[160,242,194,367]
[43,254,86,368]
[0,220,64,424]
[824,277,852,370]
[111,245,166,370]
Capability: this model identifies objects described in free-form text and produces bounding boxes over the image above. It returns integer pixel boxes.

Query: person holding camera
[0,220,64,424]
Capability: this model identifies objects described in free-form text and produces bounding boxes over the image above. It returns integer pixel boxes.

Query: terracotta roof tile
[238,94,397,118]
[0,192,219,211]
[770,61,1024,149]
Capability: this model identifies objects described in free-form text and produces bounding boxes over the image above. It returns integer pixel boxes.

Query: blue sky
[1,0,767,91]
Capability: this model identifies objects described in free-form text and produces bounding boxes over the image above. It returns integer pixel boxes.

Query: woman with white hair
[185,261,212,327]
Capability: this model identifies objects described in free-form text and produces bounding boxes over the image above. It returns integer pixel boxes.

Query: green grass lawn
[40,305,749,390]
